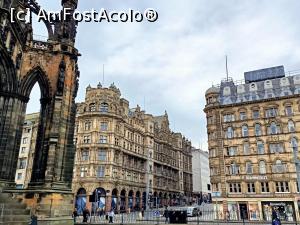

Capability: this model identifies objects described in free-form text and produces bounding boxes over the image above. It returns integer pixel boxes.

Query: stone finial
[97,82,102,88]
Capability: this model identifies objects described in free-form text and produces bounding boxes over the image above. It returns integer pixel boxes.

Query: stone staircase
[0,192,31,225]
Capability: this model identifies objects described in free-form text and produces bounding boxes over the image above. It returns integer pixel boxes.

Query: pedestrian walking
[272,209,281,225]
[82,207,90,223]
[163,206,169,224]
[72,208,78,223]
[29,213,38,225]
[141,207,145,218]
[109,209,115,223]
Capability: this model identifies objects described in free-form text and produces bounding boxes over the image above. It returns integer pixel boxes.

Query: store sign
[244,66,285,83]
[245,175,267,180]
[270,202,286,206]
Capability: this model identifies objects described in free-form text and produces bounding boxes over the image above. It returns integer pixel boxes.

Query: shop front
[248,202,260,221]
[262,201,295,222]
[227,201,259,221]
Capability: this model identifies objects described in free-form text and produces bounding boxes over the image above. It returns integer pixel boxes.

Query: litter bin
[169,210,187,224]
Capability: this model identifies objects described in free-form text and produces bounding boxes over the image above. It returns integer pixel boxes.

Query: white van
[186,207,198,217]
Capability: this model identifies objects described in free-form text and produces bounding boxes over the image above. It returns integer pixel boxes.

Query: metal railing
[74,209,300,224]
[0,203,3,223]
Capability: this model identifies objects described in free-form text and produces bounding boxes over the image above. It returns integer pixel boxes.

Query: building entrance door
[239,203,248,220]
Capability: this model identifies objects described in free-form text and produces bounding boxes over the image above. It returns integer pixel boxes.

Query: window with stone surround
[259,160,266,174]
[275,181,289,192]
[80,167,88,177]
[81,150,89,161]
[257,141,265,154]
[246,161,253,174]
[240,112,247,120]
[288,120,295,132]
[243,142,250,155]
[252,110,260,119]
[100,122,108,131]
[100,103,109,112]
[226,127,234,139]
[242,125,249,137]
[269,143,284,153]
[285,106,293,116]
[18,158,26,169]
[261,182,269,192]
[84,121,92,131]
[265,108,278,118]
[83,135,91,144]
[98,149,107,161]
[247,183,256,193]
[229,183,241,193]
[97,166,105,178]
[255,123,262,136]
[99,135,107,144]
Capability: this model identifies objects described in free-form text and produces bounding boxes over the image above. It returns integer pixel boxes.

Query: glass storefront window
[249,203,259,220]
[262,202,295,221]
[228,202,239,220]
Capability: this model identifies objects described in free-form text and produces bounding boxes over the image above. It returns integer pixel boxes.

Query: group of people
[72,207,115,223]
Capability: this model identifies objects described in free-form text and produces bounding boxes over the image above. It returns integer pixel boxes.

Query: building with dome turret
[204,66,300,222]
[72,83,193,214]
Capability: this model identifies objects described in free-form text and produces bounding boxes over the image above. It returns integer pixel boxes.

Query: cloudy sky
[27,0,300,150]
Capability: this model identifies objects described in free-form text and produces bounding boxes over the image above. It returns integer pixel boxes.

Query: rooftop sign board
[244,65,285,83]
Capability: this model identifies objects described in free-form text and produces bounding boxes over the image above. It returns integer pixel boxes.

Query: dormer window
[89,103,96,112]
[264,80,273,89]
[100,103,109,112]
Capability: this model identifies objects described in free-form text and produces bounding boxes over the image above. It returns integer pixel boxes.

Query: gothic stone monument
[0,0,80,224]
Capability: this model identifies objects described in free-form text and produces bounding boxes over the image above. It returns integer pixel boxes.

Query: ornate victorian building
[204,66,300,222]
[73,83,193,213]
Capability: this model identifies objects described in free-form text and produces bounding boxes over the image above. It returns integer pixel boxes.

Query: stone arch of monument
[0,0,81,221]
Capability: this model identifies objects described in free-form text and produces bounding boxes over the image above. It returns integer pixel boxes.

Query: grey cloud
[27,0,300,150]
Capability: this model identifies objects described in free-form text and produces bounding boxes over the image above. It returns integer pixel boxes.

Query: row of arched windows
[226,120,296,138]
[224,137,298,156]
[83,103,109,113]
[227,159,287,175]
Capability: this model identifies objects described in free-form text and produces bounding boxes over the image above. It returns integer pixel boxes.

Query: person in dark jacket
[82,207,90,223]
[163,206,169,224]
[141,207,145,218]
[272,209,281,225]
[29,213,38,225]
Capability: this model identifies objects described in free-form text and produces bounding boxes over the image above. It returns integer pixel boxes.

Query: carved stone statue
[57,60,66,95]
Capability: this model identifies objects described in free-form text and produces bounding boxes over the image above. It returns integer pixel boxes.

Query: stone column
[106,194,112,213]
[132,192,136,211]
[117,195,121,213]
[293,200,300,222]
[125,194,129,212]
